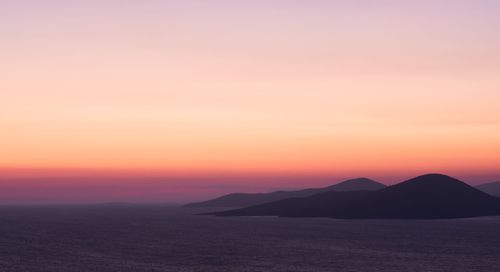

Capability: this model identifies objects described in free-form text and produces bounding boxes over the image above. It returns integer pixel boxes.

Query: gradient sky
[1,1,500,203]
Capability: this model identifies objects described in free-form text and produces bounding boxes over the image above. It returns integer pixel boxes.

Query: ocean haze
[0,170,498,204]
[0,173,386,204]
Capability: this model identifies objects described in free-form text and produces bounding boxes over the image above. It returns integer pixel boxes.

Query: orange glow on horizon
[1,1,500,200]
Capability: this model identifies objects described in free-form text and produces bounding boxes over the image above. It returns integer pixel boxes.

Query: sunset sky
[1,1,500,203]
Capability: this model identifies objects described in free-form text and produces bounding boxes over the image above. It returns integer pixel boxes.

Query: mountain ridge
[476,181,500,197]
[212,174,500,219]
[184,178,385,208]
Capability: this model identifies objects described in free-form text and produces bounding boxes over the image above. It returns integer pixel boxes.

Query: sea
[0,205,499,272]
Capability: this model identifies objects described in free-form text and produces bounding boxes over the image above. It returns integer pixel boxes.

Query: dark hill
[327,178,386,192]
[213,174,500,219]
[344,174,500,219]
[184,178,385,208]
[209,190,373,217]
[476,181,500,197]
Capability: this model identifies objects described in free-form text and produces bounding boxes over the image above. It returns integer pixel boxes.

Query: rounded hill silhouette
[212,174,500,219]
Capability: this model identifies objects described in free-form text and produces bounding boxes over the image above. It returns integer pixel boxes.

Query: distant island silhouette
[476,181,500,197]
[206,174,500,219]
[184,178,385,208]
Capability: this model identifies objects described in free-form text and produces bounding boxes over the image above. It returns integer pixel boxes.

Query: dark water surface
[0,205,499,272]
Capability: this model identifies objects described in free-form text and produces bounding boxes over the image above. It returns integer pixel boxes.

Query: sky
[1,0,500,203]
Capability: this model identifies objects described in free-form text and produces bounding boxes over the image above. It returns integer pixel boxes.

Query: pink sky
[1,1,500,203]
